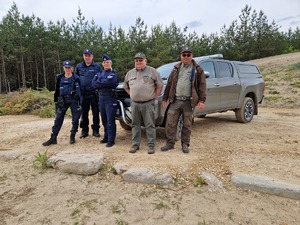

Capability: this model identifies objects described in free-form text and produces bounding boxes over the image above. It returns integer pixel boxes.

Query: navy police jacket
[54,73,82,103]
[92,69,119,95]
[75,61,102,94]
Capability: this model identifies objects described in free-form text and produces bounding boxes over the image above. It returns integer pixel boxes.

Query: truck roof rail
[194,54,223,60]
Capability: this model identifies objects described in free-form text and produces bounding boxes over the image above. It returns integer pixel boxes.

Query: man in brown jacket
[161,47,206,153]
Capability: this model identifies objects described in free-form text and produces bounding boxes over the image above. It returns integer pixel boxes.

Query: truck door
[198,61,221,113]
[215,61,241,109]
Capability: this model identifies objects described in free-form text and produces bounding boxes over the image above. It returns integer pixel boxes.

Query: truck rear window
[236,64,261,78]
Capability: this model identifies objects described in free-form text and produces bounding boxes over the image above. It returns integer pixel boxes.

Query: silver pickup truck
[115,54,265,130]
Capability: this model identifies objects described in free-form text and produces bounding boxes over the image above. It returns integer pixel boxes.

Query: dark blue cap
[102,54,111,62]
[83,49,93,55]
[63,60,73,67]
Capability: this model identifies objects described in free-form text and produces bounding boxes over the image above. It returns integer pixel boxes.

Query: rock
[48,152,104,175]
[201,171,226,192]
[113,162,129,174]
[231,174,300,200]
[122,167,173,185]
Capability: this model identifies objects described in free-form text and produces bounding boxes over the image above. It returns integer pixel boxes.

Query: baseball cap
[134,52,146,59]
[63,60,73,67]
[83,49,93,55]
[181,46,193,53]
[102,54,111,62]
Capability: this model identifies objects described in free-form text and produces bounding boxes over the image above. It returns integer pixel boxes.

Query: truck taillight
[262,82,266,93]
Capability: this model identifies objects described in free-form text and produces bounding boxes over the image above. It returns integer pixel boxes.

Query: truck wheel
[119,120,132,130]
[235,97,254,123]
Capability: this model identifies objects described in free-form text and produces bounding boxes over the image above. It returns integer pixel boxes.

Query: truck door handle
[214,83,220,86]
[234,81,239,85]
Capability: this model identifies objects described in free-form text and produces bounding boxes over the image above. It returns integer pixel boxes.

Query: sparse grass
[139,189,157,197]
[268,90,280,95]
[228,211,234,220]
[112,200,126,214]
[289,62,300,70]
[0,174,8,181]
[70,208,81,218]
[265,96,282,102]
[193,176,207,187]
[198,221,208,225]
[80,199,98,212]
[115,218,129,225]
[291,82,300,88]
[38,217,52,225]
[98,164,110,173]
[33,151,50,169]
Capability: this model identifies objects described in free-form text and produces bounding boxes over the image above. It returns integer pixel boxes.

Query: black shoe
[106,142,115,147]
[70,133,75,144]
[100,139,108,144]
[161,145,174,151]
[182,144,189,153]
[80,132,88,139]
[93,131,100,137]
[42,135,57,146]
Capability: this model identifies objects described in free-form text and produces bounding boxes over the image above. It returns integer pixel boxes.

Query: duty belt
[98,92,115,96]
[83,91,95,95]
[132,99,154,104]
[176,96,191,101]
[61,94,73,98]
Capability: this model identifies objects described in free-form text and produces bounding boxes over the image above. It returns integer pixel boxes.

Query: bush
[0,88,53,116]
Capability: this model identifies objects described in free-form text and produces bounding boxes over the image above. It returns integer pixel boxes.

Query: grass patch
[289,62,300,70]
[268,90,280,95]
[0,174,8,181]
[0,88,71,118]
[152,201,170,210]
[265,96,282,102]
[115,218,128,225]
[291,82,300,88]
[33,151,50,170]
[193,176,207,187]
[0,88,52,115]
[111,200,126,214]
[80,199,98,212]
[70,208,81,218]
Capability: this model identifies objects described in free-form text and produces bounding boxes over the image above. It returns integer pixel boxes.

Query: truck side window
[200,61,216,78]
[217,62,233,78]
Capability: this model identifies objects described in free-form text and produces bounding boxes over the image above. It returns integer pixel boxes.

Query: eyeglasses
[181,53,192,57]
[135,59,144,62]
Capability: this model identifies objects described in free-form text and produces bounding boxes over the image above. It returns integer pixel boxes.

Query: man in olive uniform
[124,52,163,154]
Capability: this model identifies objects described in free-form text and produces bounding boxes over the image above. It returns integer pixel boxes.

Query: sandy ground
[1,53,300,225]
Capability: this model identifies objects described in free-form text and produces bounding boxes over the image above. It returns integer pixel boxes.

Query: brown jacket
[162,59,206,107]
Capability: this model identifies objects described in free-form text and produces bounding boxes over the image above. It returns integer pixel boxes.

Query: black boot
[70,133,76,144]
[42,134,57,146]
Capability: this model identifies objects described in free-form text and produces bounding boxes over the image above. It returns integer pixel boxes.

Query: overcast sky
[1,0,300,35]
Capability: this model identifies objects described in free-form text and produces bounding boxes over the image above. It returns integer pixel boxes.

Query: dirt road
[1,106,299,225]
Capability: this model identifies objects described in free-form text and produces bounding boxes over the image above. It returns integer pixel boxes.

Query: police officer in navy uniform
[75,49,102,138]
[42,60,82,146]
[92,54,119,147]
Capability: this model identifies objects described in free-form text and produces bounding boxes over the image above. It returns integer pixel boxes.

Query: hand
[196,102,205,110]
[74,93,79,100]
[162,101,167,108]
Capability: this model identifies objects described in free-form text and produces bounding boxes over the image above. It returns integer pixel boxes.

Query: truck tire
[235,97,255,123]
[119,120,132,130]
